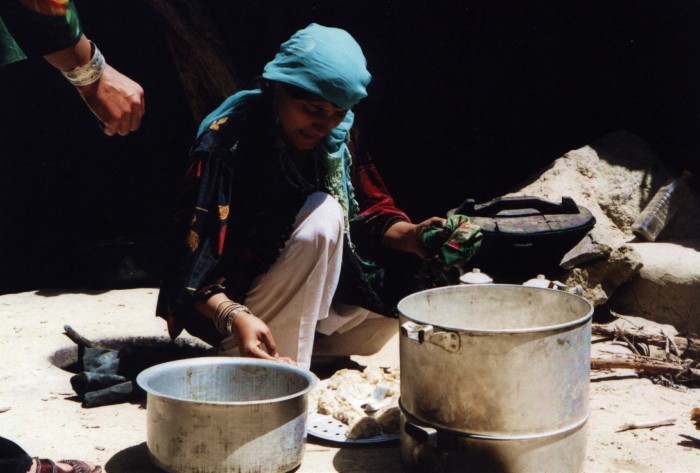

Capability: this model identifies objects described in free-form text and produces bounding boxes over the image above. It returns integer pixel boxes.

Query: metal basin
[136,357,318,473]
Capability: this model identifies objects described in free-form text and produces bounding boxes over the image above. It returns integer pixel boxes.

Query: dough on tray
[377,406,400,434]
[346,416,382,440]
[310,366,401,440]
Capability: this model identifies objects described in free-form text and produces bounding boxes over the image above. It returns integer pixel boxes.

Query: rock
[511,130,661,248]
[560,233,612,269]
[562,245,643,306]
[508,130,700,312]
[609,239,700,335]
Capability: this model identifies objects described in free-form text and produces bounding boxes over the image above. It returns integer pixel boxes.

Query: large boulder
[508,130,700,322]
[610,240,700,335]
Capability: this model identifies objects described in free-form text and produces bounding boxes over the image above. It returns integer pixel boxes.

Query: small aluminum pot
[136,357,318,473]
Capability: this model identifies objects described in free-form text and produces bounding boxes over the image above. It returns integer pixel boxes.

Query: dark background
[0,1,698,293]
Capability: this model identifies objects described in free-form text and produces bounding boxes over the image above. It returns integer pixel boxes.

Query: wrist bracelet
[224,305,250,336]
[61,41,106,87]
[225,304,250,335]
[214,301,250,336]
[214,301,235,335]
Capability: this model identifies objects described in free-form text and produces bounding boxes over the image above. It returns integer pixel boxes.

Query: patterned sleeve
[155,128,235,342]
[0,0,82,65]
[349,127,411,254]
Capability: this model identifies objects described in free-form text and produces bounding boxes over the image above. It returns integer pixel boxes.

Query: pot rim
[136,356,319,405]
[397,284,593,334]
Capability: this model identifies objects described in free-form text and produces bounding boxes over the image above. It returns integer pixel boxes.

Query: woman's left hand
[381,217,447,259]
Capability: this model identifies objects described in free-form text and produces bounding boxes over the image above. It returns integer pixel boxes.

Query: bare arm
[380,217,446,259]
[43,35,145,136]
[194,293,294,363]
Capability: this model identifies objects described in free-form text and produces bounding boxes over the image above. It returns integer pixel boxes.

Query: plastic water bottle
[631,170,692,242]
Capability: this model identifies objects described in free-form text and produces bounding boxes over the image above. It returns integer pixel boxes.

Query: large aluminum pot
[136,357,318,473]
[397,284,593,472]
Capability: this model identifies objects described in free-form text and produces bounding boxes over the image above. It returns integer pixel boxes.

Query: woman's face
[274,84,348,151]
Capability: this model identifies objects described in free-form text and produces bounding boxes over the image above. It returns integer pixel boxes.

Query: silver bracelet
[224,305,251,335]
[214,301,235,334]
[214,301,250,336]
[61,41,106,87]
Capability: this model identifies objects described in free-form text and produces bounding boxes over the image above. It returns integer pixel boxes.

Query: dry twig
[617,418,677,432]
[592,324,699,359]
[663,329,682,357]
[591,355,700,382]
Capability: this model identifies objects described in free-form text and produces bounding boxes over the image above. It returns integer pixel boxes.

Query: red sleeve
[349,128,411,253]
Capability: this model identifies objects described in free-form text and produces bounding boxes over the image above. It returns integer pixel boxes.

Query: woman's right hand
[231,311,295,364]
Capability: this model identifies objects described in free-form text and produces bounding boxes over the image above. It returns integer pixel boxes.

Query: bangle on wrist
[61,41,106,87]
[214,300,250,336]
[224,305,250,335]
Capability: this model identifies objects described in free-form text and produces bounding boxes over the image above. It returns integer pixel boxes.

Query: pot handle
[404,419,438,446]
[400,321,433,343]
[401,322,461,353]
[404,420,448,471]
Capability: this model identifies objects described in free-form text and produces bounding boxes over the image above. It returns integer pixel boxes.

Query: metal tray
[306,412,399,444]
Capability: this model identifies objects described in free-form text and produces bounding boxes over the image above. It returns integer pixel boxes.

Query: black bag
[450,196,595,283]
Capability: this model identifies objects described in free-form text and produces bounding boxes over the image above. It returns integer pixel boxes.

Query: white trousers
[219,192,397,369]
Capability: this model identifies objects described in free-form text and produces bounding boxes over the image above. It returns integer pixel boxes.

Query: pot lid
[448,196,595,237]
[523,274,551,288]
[460,268,493,284]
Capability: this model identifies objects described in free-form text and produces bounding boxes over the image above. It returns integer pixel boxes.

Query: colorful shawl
[1,0,82,65]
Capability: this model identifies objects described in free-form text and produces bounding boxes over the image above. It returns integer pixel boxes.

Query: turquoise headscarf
[263,23,371,110]
[198,23,371,142]
[197,23,372,238]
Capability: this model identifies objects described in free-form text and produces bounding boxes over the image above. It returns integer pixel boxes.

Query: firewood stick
[591,356,700,381]
[620,332,641,355]
[591,356,683,375]
[664,329,682,357]
[592,324,699,358]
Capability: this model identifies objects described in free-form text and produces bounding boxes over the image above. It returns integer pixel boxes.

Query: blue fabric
[196,88,355,155]
[262,23,371,110]
[196,89,261,139]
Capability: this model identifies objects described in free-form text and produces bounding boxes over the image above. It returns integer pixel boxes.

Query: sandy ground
[0,287,698,472]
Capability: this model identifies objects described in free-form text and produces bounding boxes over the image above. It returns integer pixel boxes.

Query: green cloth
[0,17,24,64]
[419,214,483,287]
[0,0,82,66]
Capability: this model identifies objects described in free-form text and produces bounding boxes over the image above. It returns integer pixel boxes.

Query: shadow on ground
[330,441,404,472]
[106,442,160,473]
